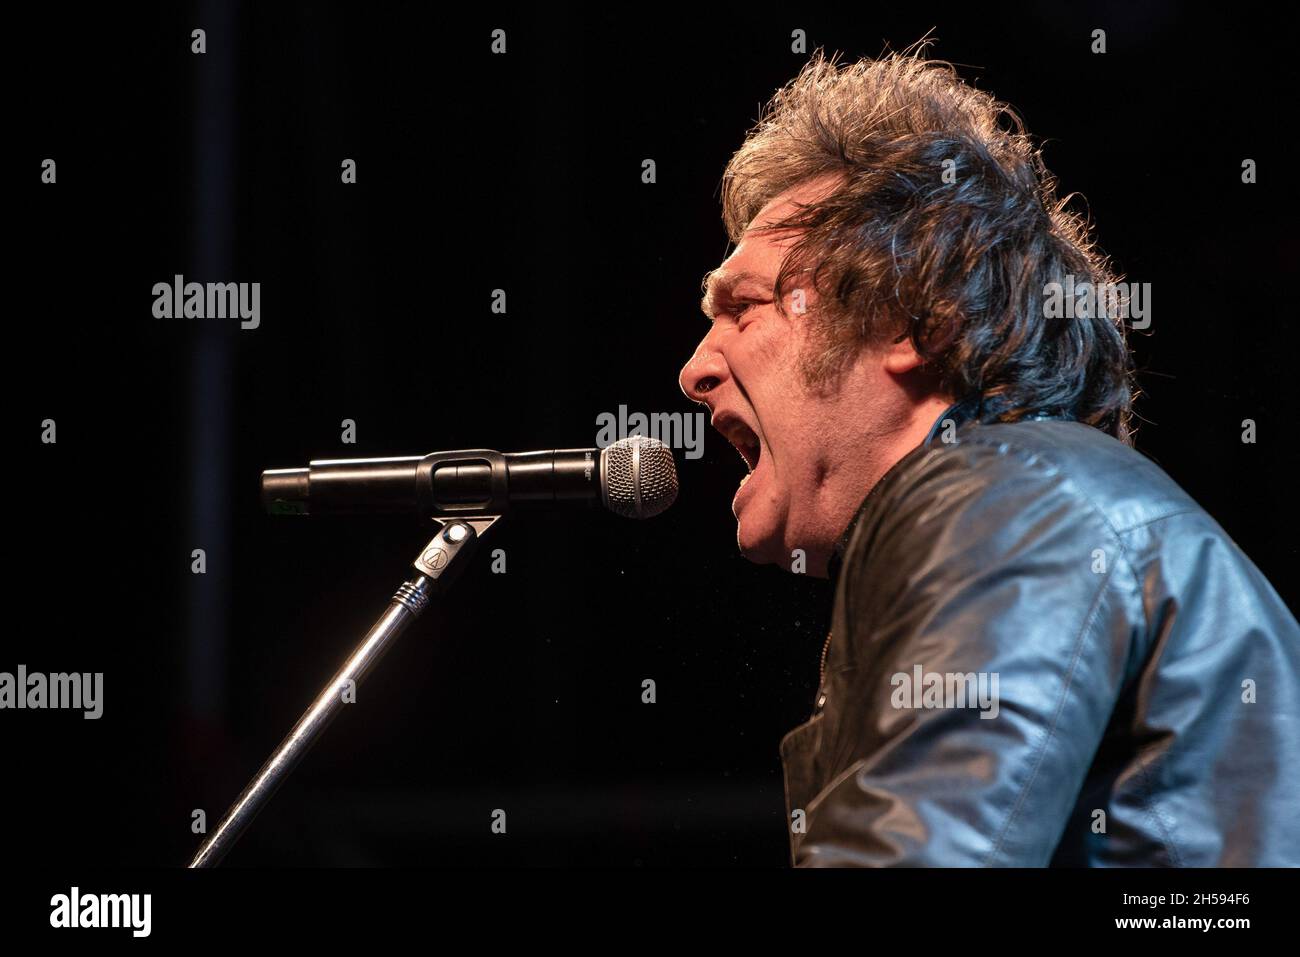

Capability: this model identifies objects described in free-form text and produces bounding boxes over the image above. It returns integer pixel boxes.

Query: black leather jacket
[781,400,1300,866]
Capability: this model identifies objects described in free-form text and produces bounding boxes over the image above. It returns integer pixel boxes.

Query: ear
[881,332,926,375]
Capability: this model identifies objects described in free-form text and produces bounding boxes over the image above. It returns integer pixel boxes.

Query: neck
[805,393,954,577]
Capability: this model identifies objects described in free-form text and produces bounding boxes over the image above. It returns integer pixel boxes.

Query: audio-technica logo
[49,887,151,937]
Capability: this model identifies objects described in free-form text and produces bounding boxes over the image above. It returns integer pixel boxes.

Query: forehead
[719,175,841,276]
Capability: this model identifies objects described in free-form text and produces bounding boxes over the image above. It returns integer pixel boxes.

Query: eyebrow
[700,268,770,318]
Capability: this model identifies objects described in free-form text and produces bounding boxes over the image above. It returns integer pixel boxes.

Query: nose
[678,330,729,406]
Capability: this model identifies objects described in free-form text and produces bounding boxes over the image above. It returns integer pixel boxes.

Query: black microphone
[261,436,678,520]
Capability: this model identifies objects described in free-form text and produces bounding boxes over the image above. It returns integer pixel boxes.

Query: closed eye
[733,300,769,327]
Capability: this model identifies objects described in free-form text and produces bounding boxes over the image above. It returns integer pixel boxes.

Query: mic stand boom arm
[188,515,501,868]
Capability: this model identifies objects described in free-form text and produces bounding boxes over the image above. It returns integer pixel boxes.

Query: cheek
[731,315,798,387]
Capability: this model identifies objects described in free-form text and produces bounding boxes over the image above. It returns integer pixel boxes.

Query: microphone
[261,436,678,520]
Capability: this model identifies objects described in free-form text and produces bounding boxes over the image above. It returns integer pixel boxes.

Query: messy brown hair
[722,45,1134,441]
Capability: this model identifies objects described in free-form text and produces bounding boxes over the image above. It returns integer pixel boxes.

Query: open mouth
[714,413,762,474]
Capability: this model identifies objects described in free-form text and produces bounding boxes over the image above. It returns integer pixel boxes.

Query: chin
[737,498,830,575]
[735,508,787,568]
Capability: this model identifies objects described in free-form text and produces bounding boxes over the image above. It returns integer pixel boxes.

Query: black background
[7,2,1295,867]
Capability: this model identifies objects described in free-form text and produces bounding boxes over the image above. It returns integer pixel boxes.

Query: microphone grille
[600,436,678,519]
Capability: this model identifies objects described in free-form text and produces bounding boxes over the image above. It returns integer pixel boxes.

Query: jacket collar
[824,393,1074,584]
[824,394,985,586]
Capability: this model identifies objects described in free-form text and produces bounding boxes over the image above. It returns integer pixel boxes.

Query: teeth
[715,415,761,473]
[730,437,758,472]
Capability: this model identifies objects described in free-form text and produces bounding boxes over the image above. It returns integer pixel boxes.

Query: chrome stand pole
[189,516,499,867]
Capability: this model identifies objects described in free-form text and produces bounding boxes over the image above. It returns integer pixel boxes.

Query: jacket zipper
[815,629,834,711]
[808,413,959,716]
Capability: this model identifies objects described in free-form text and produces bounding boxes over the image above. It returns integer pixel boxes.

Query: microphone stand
[189,515,500,868]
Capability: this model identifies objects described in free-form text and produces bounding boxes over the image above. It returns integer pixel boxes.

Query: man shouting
[679,49,1299,866]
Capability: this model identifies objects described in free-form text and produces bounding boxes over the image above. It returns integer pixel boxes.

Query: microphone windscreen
[600,436,678,519]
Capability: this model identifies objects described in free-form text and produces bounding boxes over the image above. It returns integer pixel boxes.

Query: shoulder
[870,419,1202,544]
[836,418,1215,629]
[834,417,1290,653]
